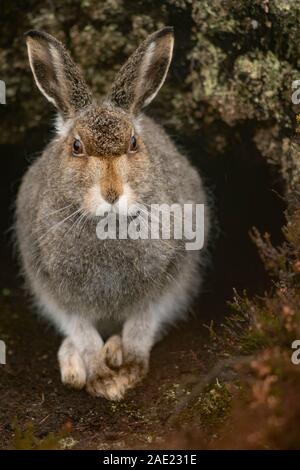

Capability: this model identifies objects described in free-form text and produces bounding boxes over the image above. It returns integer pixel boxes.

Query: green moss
[171,380,233,431]
[195,380,232,428]
[12,421,71,450]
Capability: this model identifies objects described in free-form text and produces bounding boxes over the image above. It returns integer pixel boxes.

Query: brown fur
[100,159,124,203]
[77,106,131,157]
[60,105,148,204]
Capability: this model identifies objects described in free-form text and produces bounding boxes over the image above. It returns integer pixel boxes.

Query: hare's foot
[58,338,87,390]
[86,335,148,401]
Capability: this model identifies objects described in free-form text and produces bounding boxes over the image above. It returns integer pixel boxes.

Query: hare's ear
[25,30,92,118]
[108,27,174,115]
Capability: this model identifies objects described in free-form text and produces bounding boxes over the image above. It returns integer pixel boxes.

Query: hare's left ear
[108,27,174,115]
[25,30,92,119]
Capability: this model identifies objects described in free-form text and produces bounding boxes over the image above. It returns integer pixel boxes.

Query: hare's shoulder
[17,154,45,213]
[140,115,203,201]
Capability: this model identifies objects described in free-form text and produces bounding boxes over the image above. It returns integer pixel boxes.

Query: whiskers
[36,206,83,244]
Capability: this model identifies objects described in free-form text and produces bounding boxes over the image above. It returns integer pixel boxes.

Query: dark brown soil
[0,283,217,450]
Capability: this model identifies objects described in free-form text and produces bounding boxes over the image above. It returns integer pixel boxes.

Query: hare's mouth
[83,184,137,218]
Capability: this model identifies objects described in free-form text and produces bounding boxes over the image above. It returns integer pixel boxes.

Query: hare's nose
[104,188,119,205]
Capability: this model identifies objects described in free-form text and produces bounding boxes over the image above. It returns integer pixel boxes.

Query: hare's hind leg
[86,274,194,401]
[86,333,148,400]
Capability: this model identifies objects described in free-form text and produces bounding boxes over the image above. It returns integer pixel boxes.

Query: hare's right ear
[25,30,92,119]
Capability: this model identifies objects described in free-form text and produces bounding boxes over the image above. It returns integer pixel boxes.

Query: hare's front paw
[86,335,148,401]
[58,338,87,390]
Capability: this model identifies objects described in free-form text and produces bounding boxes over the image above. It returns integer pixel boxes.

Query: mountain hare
[16,28,210,400]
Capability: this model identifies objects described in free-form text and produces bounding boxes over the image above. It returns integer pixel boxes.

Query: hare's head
[26,28,174,216]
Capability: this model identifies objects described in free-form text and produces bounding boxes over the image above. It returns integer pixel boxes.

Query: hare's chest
[44,234,168,304]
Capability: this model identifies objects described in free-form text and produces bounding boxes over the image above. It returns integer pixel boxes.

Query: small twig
[39,414,50,425]
[166,355,254,426]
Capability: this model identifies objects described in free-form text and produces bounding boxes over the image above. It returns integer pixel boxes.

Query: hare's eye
[129,135,138,153]
[72,138,83,156]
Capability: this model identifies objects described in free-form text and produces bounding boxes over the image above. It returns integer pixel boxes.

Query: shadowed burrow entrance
[181,122,286,322]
